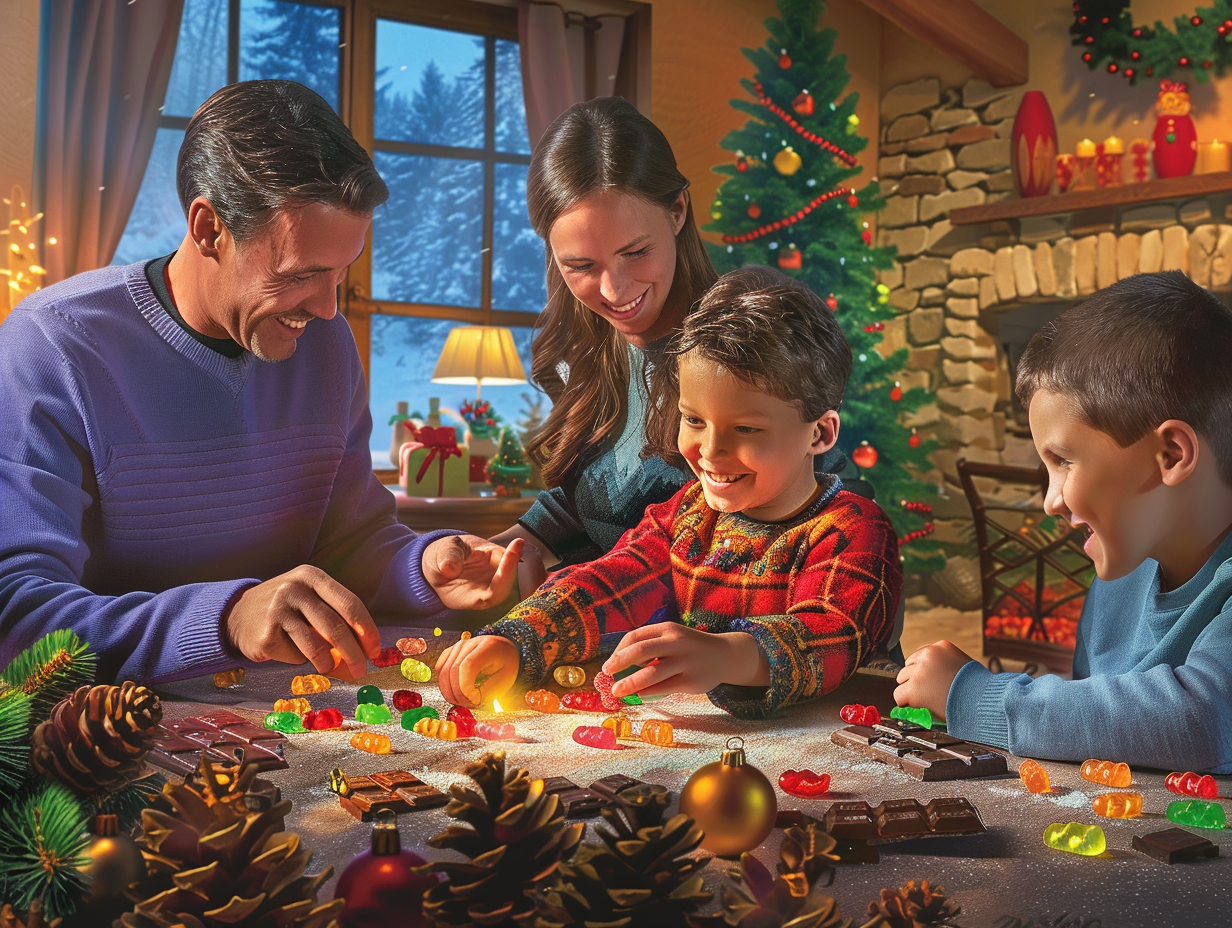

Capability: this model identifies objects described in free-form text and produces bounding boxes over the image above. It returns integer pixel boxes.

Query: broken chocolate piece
[588,773,646,801]
[333,767,448,821]
[541,776,608,817]
[831,724,1007,780]
[1132,827,1220,864]
[823,798,986,844]
[148,712,289,774]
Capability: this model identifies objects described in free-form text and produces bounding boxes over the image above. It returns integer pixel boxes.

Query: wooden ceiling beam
[857,0,1028,87]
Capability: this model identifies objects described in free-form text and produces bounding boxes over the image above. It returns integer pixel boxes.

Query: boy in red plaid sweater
[437,266,902,718]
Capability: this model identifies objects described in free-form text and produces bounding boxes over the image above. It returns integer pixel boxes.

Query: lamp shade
[431,326,528,391]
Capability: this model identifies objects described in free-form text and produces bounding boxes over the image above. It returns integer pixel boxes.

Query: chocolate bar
[1132,827,1220,864]
[824,798,986,845]
[330,767,448,821]
[542,776,608,817]
[588,773,646,801]
[830,721,1007,780]
[148,710,288,774]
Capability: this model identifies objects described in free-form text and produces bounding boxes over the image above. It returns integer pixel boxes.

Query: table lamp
[431,325,527,399]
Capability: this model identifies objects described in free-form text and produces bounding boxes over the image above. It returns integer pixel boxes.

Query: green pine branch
[0,687,32,792]
[0,630,96,719]
[0,782,91,922]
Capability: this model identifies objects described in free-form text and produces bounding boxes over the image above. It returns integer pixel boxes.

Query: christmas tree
[487,427,536,496]
[706,0,942,570]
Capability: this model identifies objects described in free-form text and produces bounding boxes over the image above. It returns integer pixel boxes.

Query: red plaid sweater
[483,476,902,719]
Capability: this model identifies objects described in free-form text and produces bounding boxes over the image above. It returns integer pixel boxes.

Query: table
[155,640,1231,928]
[390,489,536,538]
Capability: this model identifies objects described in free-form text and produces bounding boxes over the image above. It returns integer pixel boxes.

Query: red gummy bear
[302,707,344,731]
[475,721,515,740]
[572,725,618,750]
[778,769,831,798]
[591,671,624,711]
[373,646,403,668]
[839,703,881,727]
[1166,771,1219,799]
[447,705,476,738]
[392,689,422,711]
[561,690,607,712]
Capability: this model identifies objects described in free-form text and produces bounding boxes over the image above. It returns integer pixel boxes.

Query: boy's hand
[435,635,519,707]
[602,625,768,698]
[423,535,524,610]
[893,640,975,721]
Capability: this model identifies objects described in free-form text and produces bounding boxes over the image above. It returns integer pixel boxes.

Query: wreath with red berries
[1072,0,1232,84]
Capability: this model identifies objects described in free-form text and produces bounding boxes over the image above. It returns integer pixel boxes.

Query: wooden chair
[955,458,1095,674]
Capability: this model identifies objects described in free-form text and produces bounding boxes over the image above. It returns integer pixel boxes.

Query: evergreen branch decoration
[1071,0,1232,84]
[0,688,32,791]
[0,631,95,719]
[0,783,90,923]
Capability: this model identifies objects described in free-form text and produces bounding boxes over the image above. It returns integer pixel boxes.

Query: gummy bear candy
[447,705,476,737]
[400,706,439,730]
[890,705,933,729]
[553,665,586,688]
[602,716,633,738]
[591,672,624,711]
[273,697,311,717]
[1165,771,1219,799]
[839,703,881,727]
[640,719,675,746]
[1043,822,1106,856]
[525,689,562,713]
[397,636,428,656]
[561,690,606,712]
[573,725,618,749]
[263,711,305,733]
[778,769,831,798]
[350,731,392,754]
[392,690,422,712]
[356,684,384,705]
[212,668,245,689]
[1080,759,1132,788]
[1166,799,1227,829]
[355,703,393,725]
[621,694,643,706]
[372,647,403,668]
[1092,792,1142,818]
[400,658,432,683]
[414,717,458,741]
[475,721,516,740]
[303,708,344,730]
[1019,759,1051,794]
[291,673,332,695]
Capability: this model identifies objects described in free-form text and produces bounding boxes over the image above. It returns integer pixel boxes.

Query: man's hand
[435,635,519,707]
[423,535,524,610]
[602,624,769,699]
[893,639,975,721]
[222,565,379,679]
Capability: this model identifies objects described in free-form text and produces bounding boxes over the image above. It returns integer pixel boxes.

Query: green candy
[1166,799,1227,829]
[263,710,305,733]
[400,706,439,730]
[890,705,934,730]
[621,694,643,706]
[355,703,393,725]
[356,684,384,705]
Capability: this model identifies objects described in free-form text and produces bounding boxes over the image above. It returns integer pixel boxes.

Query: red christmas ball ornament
[890,385,903,402]
[1132,50,1141,59]
[1179,56,1190,67]
[864,322,884,332]
[777,244,802,270]
[736,153,749,172]
[747,202,761,219]
[778,48,792,69]
[334,813,437,927]
[851,442,878,469]
[908,429,921,448]
[1191,15,1202,25]
[1083,52,1093,62]
[847,194,859,207]
[861,229,873,245]
[826,294,838,311]
[792,91,815,116]
[1107,62,1118,73]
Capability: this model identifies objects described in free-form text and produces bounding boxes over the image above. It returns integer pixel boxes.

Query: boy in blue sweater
[895,271,1232,773]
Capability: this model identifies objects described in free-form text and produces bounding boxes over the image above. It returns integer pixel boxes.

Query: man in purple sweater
[0,80,525,684]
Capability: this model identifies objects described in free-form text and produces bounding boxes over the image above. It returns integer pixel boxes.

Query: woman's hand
[435,635,520,707]
[601,624,769,698]
[422,535,524,610]
[893,640,975,721]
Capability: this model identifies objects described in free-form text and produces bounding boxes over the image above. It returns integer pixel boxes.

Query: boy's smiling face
[1029,388,1170,581]
[676,353,838,522]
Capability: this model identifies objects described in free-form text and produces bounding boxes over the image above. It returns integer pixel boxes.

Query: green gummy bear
[1043,822,1106,856]
[356,684,384,705]
[621,694,643,706]
[890,705,933,729]
[355,703,393,725]
[1166,799,1227,829]
[263,711,305,733]
[400,706,439,730]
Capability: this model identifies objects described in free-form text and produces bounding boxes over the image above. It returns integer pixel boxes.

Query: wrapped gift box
[400,426,469,498]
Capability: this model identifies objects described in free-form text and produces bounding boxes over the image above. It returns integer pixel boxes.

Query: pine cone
[121,759,341,928]
[535,784,710,928]
[31,683,162,793]
[418,751,584,927]
[0,901,63,928]
[864,880,961,928]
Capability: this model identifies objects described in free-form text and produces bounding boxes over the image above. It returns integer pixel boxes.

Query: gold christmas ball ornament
[773,146,803,176]
[679,736,778,856]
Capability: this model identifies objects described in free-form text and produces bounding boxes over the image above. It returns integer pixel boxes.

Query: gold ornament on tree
[679,737,777,857]
[773,147,803,176]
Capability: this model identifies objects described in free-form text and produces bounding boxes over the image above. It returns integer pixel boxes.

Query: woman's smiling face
[547,189,687,347]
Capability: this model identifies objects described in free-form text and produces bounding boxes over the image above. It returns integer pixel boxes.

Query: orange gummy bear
[273,697,311,716]
[414,717,458,740]
[291,673,332,695]
[602,715,633,738]
[1080,759,1131,788]
[525,689,562,713]
[640,719,675,746]
[1019,758,1050,794]
[350,732,392,754]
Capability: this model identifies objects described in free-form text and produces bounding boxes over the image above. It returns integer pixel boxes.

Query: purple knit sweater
[0,262,453,683]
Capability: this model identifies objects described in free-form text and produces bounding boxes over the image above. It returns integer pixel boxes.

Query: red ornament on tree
[890,385,903,402]
[747,203,761,218]
[792,91,814,115]
[864,322,884,332]
[778,48,792,68]
[825,294,838,311]
[908,429,921,448]
[851,442,878,469]
[847,193,859,207]
[735,151,749,172]
[334,813,437,927]
[777,245,802,270]
[861,229,873,245]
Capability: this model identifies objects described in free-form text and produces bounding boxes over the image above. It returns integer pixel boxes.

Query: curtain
[518,0,628,151]
[37,0,184,284]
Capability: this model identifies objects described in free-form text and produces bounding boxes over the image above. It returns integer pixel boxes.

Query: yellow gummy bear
[414,717,458,741]
[291,673,331,695]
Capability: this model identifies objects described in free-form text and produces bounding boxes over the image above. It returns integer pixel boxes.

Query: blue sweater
[0,262,454,684]
[948,530,1232,773]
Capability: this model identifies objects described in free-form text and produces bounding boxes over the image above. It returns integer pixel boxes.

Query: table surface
[155,636,1231,928]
